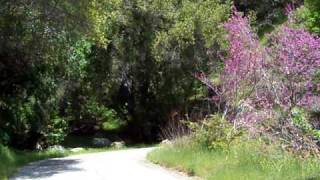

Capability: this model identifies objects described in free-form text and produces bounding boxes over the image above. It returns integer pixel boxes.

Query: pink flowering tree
[222,11,273,128]
[267,26,320,110]
[223,11,266,108]
[222,9,320,136]
[218,9,320,153]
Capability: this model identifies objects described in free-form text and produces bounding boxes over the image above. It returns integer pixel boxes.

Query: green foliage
[189,114,240,150]
[2,0,317,153]
[0,0,232,146]
[152,0,231,49]
[152,0,231,60]
[0,131,10,145]
[84,0,232,140]
[85,100,125,131]
[292,107,320,139]
[296,1,320,34]
[234,0,295,37]
[313,70,320,84]
[11,99,36,135]
[0,0,108,147]
[42,115,68,146]
[148,138,320,180]
[305,0,320,11]
[66,39,92,80]
[87,0,122,45]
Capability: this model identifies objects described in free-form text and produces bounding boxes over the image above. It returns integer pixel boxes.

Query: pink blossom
[222,10,320,128]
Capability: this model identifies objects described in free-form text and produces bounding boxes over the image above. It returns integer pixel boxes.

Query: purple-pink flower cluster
[223,10,320,127]
[268,26,320,108]
[223,12,266,105]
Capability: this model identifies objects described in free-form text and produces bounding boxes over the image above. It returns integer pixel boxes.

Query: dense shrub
[85,100,124,131]
[297,0,320,34]
[292,107,320,139]
[189,114,240,150]
[42,115,68,146]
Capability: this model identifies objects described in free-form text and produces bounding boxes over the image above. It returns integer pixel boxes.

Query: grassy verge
[148,139,320,180]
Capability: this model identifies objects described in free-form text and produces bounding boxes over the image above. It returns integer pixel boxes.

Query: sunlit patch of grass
[148,139,320,180]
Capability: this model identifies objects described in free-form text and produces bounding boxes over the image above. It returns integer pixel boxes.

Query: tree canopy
[0,0,319,152]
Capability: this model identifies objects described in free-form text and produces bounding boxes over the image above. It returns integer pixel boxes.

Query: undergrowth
[148,138,320,180]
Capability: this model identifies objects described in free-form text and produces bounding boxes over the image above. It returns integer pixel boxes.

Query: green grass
[148,139,320,180]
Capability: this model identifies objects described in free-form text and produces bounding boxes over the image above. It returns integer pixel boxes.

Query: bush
[296,0,320,34]
[189,114,241,150]
[42,114,68,146]
[0,97,68,148]
[292,107,320,139]
[85,100,125,131]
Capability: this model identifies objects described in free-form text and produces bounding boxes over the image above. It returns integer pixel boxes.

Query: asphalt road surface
[11,148,190,180]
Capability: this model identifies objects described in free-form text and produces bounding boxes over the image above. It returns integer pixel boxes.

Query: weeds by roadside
[148,138,320,180]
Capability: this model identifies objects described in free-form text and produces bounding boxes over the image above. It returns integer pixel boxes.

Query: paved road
[11,148,190,180]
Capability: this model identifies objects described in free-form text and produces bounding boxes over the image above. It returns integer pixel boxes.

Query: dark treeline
[0,0,315,149]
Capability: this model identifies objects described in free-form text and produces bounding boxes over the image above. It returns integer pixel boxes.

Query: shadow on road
[11,159,82,179]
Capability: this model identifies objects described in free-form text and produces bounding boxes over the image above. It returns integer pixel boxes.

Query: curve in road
[10,148,191,180]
